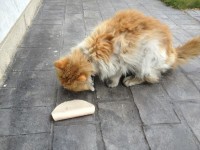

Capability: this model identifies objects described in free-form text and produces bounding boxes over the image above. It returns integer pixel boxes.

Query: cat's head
[54,50,95,92]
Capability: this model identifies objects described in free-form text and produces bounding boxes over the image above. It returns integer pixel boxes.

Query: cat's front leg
[105,73,122,88]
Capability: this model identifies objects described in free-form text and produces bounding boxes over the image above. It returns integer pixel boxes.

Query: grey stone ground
[0,0,200,149]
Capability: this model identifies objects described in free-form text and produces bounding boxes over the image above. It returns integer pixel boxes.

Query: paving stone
[101,15,113,20]
[178,102,200,142]
[43,3,65,10]
[111,3,129,10]
[173,36,182,47]
[98,101,141,126]
[180,25,200,30]
[16,47,59,60]
[83,1,99,10]
[53,124,98,150]
[66,4,82,14]
[181,57,200,73]
[171,28,193,43]
[172,19,199,25]
[144,124,199,150]
[64,21,85,35]
[64,13,85,33]
[124,0,140,5]
[65,13,84,24]
[12,57,56,71]
[85,18,101,31]
[187,72,200,91]
[97,1,113,9]
[33,9,64,25]
[14,48,31,59]
[186,10,199,17]
[129,4,148,12]
[35,19,63,25]
[162,70,200,101]
[131,84,180,125]
[86,29,93,36]
[0,107,51,135]
[66,0,82,5]
[95,123,106,150]
[95,77,132,101]
[63,34,85,52]
[3,70,57,107]
[4,86,56,108]
[99,7,115,19]
[63,33,85,49]
[44,0,66,4]
[186,29,200,37]
[0,88,16,108]
[1,71,57,107]
[160,19,178,29]
[18,71,56,87]
[151,13,168,19]
[194,10,200,15]
[128,3,145,8]
[163,9,185,15]
[12,48,59,71]
[84,10,102,19]
[98,101,149,150]
[12,57,57,71]
[11,59,26,71]
[0,133,50,150]
[191,16,200,22]
[21,25,63,48]
[60,46,73,56]
[138,9,152,16]
[3,71,22,88]
[168,14,193,20]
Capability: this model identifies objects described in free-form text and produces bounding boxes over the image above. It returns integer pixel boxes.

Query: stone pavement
[0,0,200,149]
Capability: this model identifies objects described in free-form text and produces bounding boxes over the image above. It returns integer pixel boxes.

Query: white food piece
[51,100,95,121]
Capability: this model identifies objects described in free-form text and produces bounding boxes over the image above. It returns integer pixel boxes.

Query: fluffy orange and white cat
[54,10,200,92]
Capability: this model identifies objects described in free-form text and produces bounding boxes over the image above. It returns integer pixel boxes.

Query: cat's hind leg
[123,72,160,87]
[123,76,144,87]
[144,73,160,84]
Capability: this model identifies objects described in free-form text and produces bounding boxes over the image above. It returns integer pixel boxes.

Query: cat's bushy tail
[175,36,200,66]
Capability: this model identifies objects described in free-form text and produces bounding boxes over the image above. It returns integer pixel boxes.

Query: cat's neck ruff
[74,45,97,76]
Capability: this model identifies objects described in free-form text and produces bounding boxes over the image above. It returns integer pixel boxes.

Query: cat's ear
[77,74,87,81]
[54,59,66,70]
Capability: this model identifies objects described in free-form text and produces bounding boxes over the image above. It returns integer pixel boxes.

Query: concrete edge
[0,0,43,85]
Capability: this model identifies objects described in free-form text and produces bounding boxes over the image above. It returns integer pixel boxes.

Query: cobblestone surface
[0,0,200,149]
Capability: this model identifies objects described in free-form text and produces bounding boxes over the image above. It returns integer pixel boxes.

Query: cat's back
[110,9,170,34]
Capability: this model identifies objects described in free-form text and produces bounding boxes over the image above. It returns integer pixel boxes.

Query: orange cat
[54,10,200,92]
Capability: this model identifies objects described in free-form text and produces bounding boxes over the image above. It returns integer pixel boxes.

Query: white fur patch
[77,35,172,82]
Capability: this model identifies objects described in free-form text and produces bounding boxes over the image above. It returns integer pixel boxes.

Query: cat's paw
[123,76,144,87]
[123,76,133,87]
[105,79,118,88]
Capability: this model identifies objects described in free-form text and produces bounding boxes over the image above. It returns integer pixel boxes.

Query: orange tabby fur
[54,49,95,91]
[54,10,200,92]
